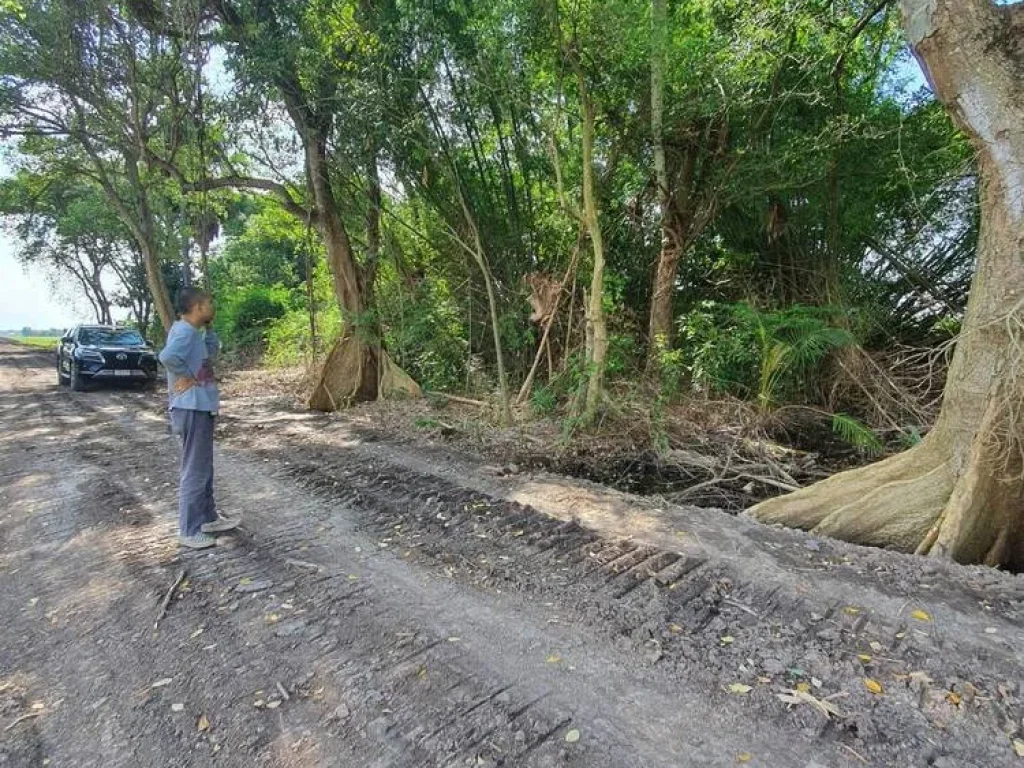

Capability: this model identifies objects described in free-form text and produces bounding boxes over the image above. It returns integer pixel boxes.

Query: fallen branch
[155,569,186,630]
[427,391,487,407]
[517,238,583,405]
[665,449,735,502]
[4,711,42,732]
[285,558,324,572]
[723,598,760,618]
[737,474,802,493]
[839,744,869,764]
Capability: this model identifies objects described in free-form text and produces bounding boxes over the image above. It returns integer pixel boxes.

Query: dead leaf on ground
[197,714,210,732]
[546,654,562,664]
[151,678,173,689]
[843,606,861,616]
[1012,739,1024,758]
[946,692,962,706]
[858,654,872,663]
[565,729,580,744]
[911,609,932,622]
[776,689,843,719]
[795,682,810,694]
[720,636,735,645]
[728,683,753,695]
[864,679,883,695]
[737,753,753,764]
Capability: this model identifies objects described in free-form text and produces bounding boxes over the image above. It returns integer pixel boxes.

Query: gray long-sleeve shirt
[159,320,220,414]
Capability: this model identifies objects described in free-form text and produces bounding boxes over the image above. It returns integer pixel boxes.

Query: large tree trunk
[301,127,420,411]
[749,0,1024,569]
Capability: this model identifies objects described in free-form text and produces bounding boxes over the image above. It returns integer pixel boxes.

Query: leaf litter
[776,688,844,719]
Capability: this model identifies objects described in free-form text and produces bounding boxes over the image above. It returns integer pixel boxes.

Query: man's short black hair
[176,287,210,316]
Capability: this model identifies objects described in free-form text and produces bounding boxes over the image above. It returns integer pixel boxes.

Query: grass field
[2,336,59,350]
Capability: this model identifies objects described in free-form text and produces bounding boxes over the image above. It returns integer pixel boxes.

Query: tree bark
[296,117,419,411]
[646,0,677,367]
[749,0,1024,569]
[82,141,174,332]
[579,72,609,423]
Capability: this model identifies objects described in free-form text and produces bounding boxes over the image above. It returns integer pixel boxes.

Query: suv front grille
[101,351,142,368]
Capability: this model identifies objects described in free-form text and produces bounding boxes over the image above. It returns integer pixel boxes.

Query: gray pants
[170,409,217,536]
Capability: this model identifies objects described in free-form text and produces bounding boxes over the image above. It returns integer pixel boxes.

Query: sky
[0,232,81,331]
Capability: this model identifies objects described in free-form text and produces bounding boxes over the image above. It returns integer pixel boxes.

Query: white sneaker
[202,515,241,534]
[179,532,217,549]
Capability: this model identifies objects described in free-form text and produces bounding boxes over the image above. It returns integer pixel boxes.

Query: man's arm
[159,327,197,392]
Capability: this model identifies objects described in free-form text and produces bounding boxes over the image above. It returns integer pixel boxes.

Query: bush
[383,281,467,392]
[217,285,290,352]
[675,302,855,408]
[262,304,341,367]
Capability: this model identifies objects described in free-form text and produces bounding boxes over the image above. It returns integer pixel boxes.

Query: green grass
[2,336,59,349]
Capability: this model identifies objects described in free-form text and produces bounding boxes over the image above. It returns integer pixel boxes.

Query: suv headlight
[76,348,105,364]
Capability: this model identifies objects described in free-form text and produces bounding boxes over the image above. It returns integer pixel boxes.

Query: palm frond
[832,413,884,456]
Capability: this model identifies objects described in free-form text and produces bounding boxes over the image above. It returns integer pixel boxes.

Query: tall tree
[0,0,200,330]
[751,0,1024,568]
[0,160,158,334]
[202,0,419,410]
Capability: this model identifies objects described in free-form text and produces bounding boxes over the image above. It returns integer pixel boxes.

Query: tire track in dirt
[2,342,808,767]
[229,419,1024,768]
[4,341,1023,766]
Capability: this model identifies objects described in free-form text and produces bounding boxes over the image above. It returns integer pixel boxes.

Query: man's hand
[174,376,197,393]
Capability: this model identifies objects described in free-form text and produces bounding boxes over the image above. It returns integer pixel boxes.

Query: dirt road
[2,340,1022,767]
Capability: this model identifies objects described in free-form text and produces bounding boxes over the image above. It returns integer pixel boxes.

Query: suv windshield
[79,328,146,347]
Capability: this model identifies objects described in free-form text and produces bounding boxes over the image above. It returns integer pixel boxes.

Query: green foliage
[210,201,311,292]
[8,336,59,349]
[217,286,290,351]
[0,0,977,447]
[831,413,884,456]
[382,278,468,393]
[676,302,855,407]
[530,384,559,416]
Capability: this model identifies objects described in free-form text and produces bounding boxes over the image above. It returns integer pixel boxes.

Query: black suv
[57,325,158,390]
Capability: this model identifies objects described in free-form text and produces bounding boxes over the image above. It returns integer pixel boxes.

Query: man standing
[159,288,239,549]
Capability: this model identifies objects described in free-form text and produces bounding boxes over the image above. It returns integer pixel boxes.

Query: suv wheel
[70,362,87,392]
[57,357,70,386]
